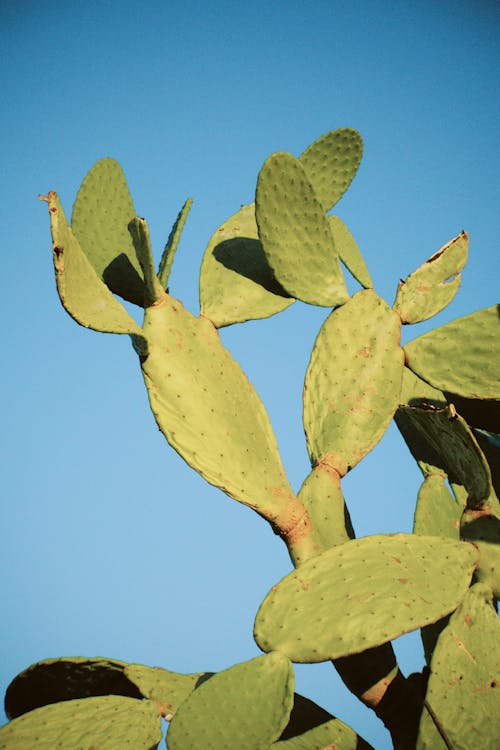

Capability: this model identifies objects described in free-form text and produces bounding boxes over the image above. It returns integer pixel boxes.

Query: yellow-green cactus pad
[328,215,373,289]
[303,290,404,476]
[254,534,478,662]
[297,465,354,550]
[158,198,193,289]
[44,192,142,335]
[394,232,468,324]
[167,653,294,749]
[413,475,460,540]
[299,128,363,212]
[71,158,145,306]
[0,696,162,749]
[255,152,349,306]
[276,716,374,749]
[404,305,500,400]
[417,584,500,750]
[199,203,293,327]
[140,297,303,530]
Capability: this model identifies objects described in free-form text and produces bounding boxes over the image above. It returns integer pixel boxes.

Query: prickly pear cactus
[3,128,498,750]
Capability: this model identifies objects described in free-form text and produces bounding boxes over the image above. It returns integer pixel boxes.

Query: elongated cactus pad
[255,152,349,306]
[404,304,500,399]
[4,656,211,722]
[417,584,500,750]
[199,203,293,327]
[0,696,162,749]
[299,128,363,211]
[158,198,193,289]
[167,653,294,749]
[397,404,492,509]
[44,192,142,335]
[139,295,308,542]
[303,290,404,476]
[328,215,373,289]
[413,475,461,540]
[71,158,145,305]
[254,534,478,662]
[393,232,468,324]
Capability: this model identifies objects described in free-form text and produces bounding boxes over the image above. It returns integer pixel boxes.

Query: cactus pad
[404,304,500,400]
[71,158,145,305]
[328,215,373,288]
[303,290,404,476]
[413,475,461,540]
[199,203,293,327]
[299,128,363,211]
[158,198,193,289]
[297,465,354,549]
[417,584,500,750]
[254,534,478,662]
[276,716,374,749]
[393,232,468,324]
[0,696,162,749]
[44,192,142,335]
[255,152,349,306]
[167,652,294,749]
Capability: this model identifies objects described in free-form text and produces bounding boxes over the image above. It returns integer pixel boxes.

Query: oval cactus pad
[303,289,404,475]
[167,653,294,750]
[255,152,349,307]
[254,534,478,662]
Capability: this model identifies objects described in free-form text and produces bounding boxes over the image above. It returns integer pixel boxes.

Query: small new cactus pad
[158,198,193,289]
[254,534,478,662]
[199,203,293,327]
[4,656,211,722]
[297,465,354,549]
[396,404,492,509]
[416,584,500,750]
[298,128,363,211]
[71,158,145,306]
[139,296,304,531]
[393,232,468,324]
[413,475,461,540]
[303,290,404,476]
[276,717,374,749]
[44,192,142,335]
[0,696,162,749]
[328,215,373,289]
[167,653,294,749]
[404,304,500,399]
[255,152,349,306]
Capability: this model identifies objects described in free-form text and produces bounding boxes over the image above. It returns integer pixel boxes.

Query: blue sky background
[1,1,498,747]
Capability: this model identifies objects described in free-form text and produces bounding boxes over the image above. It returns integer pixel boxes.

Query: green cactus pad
[4,656,211,722]
[404,304,500,400]
[398,366,446,409]
[128,217,165,305]
[254,534,478,663]
[167,653,294,749]
[328,216,373,288]
[413,475,461,540]
[0,696,162,749]
[299,128,363,211]
[199,203,293,327]
[303,290,404,476]
[71,158,145,306]
[255,152,349,307]
[139,297,305,534]
[417,584,500,750]
[297,465,354,549]
[276,716,374,749]
[158,198,193,289]
[393,232,468,324]
[44,192,142,335]
[397,404,492,509]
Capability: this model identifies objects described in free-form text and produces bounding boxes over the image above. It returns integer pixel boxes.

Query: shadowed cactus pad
[254,534,478,662]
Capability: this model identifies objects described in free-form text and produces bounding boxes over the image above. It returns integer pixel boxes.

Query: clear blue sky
[1,1,498,747]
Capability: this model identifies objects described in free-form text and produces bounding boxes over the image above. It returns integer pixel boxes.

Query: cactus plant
[2,127,498,749]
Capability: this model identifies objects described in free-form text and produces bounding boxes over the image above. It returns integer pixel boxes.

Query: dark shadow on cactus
[444,392,500,434]
[103,252,145,307]
[213,237,291,297]
[278,693,333,740]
